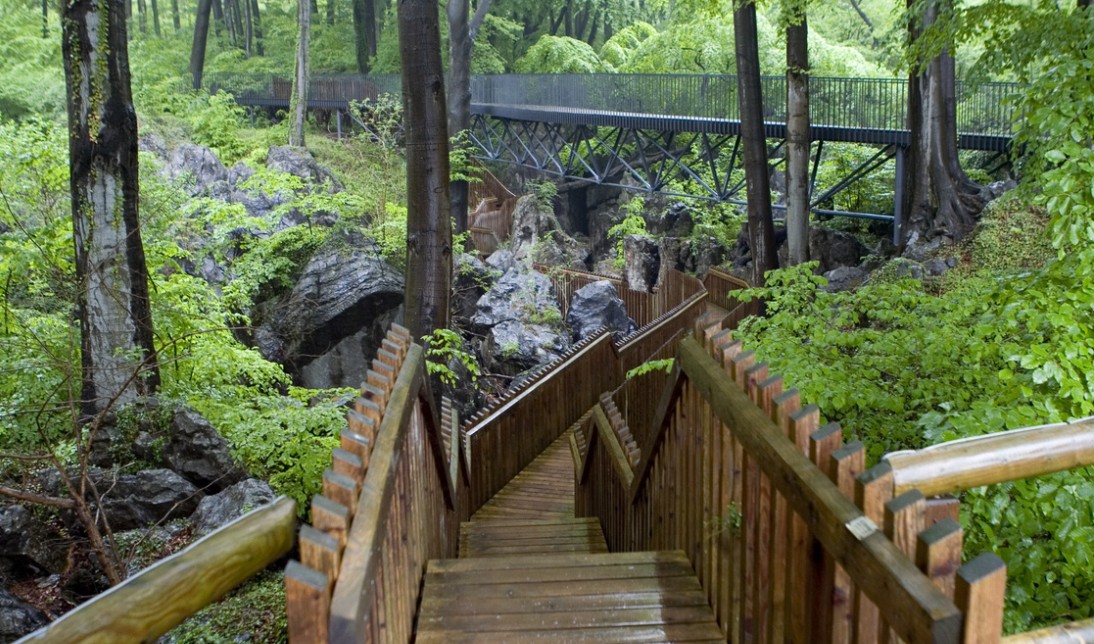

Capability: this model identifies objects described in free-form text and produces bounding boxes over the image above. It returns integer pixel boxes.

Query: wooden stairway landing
[416,550,725,643]
[418,431,724,642]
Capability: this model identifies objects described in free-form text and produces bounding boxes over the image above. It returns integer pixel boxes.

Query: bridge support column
[893,144,907,246]
[336,110,342,140]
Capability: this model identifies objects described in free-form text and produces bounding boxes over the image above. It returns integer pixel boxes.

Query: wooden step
[416,550,724,642]
[472,429,577,523]
[460,517,608,557]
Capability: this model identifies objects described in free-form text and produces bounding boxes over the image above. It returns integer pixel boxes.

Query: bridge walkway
[416,431,725,642]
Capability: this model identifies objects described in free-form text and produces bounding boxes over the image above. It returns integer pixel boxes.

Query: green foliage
[516,36,615,73]
[608,197,649,268]
[968,194,1053,273]
[423,329,481,389]
[0,4,65,120]
[625,358,675,380]
[812,143,896,215]
[165,569,288,643]
[600,22,658,69]
[528,179,559,210]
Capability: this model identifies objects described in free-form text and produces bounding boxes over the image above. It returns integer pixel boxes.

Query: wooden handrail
[885,417,1094,497]
[20,497,296,644]
[677,337,963,642]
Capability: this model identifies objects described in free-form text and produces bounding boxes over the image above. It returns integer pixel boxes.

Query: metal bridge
[211,72,1017,224]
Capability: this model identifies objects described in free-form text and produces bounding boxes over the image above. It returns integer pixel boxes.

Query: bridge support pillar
[336,110,343,140]
[893,145,907,246]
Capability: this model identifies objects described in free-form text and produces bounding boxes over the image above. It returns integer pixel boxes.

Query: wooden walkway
[416,433,724,642]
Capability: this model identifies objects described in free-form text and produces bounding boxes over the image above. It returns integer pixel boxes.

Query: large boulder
[94,469,202,531]
[191,479,276,535]
[809,227,870,273]
[266,146,344,192]
[453,254,497,326]
[161,408,248,491]
[623,235,661,292]
[0,588,46,641]
[566,281,637,340]
[472,263,571,375]
[823,266,869,292]
[255,235,404,387]
[163,143,229,195]
[0,505,65,577]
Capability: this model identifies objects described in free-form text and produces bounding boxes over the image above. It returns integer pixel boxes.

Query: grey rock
[623,235,661,293]
[658,236,728,276]
[191,479,276,535]
[566,281,637,340]
[94,469,201,531]
[453,254,496,324]
[924,258,952,276]
[164,144,229,195]
[266,146,344,192]
[809,227,870,272]
[298,306,401,390]
[0,587,46,640]
[255,237,404,382]
[164,409,247,491]
[888,257,926,281]
[471,267,559,329]
[509,195,588,268]
[138,134,168,159]
[227,162,255,186]
[0,505,64,576]
[823,266,869,292]
[901,231,944,262]
[485,249,517,274]
[484,320,571,374]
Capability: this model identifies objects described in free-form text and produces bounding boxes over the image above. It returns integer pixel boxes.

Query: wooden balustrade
[703,267,762,328]
[576,316,1011,643]
[286,324,468,643]
[18,498,296,643]
[462,331,616,513]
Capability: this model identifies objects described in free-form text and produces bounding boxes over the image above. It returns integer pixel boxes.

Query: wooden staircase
[416,433,725,642]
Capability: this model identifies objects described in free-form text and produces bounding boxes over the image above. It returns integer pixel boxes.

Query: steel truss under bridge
[469,114,917,225]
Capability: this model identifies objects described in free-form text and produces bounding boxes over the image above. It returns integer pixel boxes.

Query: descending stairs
[416,433,724,642]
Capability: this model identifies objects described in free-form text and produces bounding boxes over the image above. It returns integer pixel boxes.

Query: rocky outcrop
[472,262,570,376]
[191,479,276,535]
[266,146,344,192]
[808,227,870,273]
[164,143,228,195]
[93,469,201,531]
[509,195,589,268]
[0,588,46,641]
[566,281,637,340]
[623,235,661,292]
[160,409,247,492]
[254,234,404,387]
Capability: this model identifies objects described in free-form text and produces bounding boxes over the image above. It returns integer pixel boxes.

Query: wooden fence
[285,324,469,642]
[18,498,296,643]
[467,166,518,255]
[574,316,1010,643]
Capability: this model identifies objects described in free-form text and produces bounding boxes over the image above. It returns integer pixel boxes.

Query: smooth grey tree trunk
[448,0,491,234]
[785,14,810,265]
[734,1,777,284]
[62,0,159,418]
[289,0,311,147]
[400,0,452,338]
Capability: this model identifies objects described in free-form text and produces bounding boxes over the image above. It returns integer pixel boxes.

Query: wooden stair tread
[417,550,723,642]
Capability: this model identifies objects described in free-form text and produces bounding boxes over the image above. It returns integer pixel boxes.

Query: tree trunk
[42,0,49,37]
[734,1,777,284]
[232,0,246,48]
[224,0,238,47]
[400,0,452,339]
[212,0,224,35]
[171,0,180,31]
[310,0,318,16]
[785,13,810,265]
[242,0,252,56]
[151,0,161,35]
[327,0,335,25]
[137,0,148,33]
[190,0,213,89]
[62,0,159,418]
[251,0,264,55]
[353,0,375,72]
[902,0,983,243]
[448,0,471,234]
[289,0,311,147]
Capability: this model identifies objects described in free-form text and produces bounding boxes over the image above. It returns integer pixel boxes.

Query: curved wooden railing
[575,316,1012,643]
[285,324,469,642]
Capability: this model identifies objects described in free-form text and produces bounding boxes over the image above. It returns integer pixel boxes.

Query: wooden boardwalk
[417,432,724,642]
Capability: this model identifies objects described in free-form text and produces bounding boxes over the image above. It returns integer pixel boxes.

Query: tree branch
[0,485,76,509]
[469,0,492,41]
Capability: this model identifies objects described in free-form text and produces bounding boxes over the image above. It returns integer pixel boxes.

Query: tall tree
[251,0,264,55]
[734,0,777,284]
[400,0,452,338]
[784,1,810,265]
[289,0,311,147]
[62,0,159,418]
[151,0,162,36]
[327,0,336,24]
[190,0,214,88]
[172,0,180,31]
[902,0,983,243]
[448,0,492,234]
[352,0,377,72]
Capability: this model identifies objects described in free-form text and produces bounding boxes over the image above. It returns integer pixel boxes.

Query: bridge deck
[417,432,725,642]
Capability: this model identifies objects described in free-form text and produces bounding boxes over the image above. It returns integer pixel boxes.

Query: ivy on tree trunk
[400,0,452,339]
[62,0,159,418]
